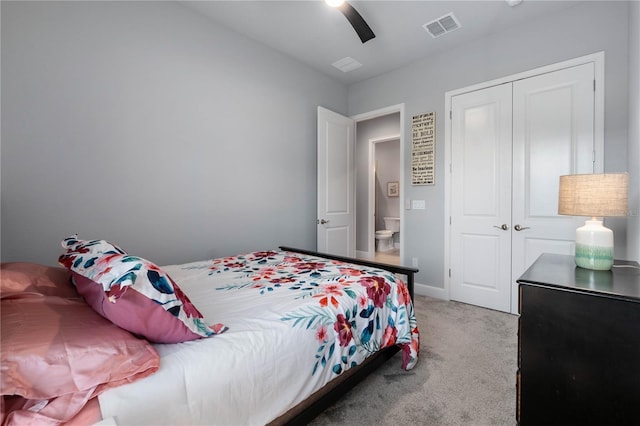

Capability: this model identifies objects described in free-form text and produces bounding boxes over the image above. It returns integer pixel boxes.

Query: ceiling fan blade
[338,2,375,44]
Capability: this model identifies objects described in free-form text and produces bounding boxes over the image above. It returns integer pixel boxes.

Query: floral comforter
[98,249,419,425]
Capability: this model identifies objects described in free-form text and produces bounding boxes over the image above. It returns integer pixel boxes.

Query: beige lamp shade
[558,173,629,217]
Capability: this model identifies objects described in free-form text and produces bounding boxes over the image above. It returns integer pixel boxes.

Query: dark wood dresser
[516,253,640,425]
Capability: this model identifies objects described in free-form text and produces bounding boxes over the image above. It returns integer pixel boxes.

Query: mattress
[97,249,419,425]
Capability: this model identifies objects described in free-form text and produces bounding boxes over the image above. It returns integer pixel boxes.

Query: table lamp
[558,173,629,270]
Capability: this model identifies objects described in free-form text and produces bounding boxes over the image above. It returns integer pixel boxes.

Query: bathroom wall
[375,139,400,232]
[355,113,401,253]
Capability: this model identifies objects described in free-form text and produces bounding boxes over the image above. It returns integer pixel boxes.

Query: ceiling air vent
[423,12,461,38]
[332,57,363,73]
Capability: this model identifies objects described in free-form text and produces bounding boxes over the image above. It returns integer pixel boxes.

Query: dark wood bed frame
[270,246,419,426]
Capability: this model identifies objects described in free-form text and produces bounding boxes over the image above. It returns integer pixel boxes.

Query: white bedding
[98,250,419,425]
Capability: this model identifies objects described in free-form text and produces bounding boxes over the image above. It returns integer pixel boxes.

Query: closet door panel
[450,84,513,313]
[511,63,595,312]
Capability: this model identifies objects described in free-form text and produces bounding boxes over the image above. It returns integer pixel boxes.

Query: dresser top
[517,253,640,302]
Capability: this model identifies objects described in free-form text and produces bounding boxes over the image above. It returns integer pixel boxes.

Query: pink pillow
[1,294,159,424]
[72,272,225,343]
[0,262,78,299]
[59,235,227,343]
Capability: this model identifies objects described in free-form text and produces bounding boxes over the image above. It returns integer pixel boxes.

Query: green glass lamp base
[575,243,614,271]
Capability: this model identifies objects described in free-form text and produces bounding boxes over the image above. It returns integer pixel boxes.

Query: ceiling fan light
[325,0,345,8]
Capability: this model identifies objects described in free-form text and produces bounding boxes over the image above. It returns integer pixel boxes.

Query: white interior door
[510,63,595,311]
[317,106,355,257]
[450,84,513,313]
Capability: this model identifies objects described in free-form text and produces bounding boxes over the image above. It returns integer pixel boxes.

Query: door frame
[352,104,405,262]
[443,52,604,306]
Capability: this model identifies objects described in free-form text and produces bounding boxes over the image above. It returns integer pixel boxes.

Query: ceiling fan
[326,0,375,44]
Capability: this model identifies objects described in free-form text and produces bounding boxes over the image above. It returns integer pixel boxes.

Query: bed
[1,236,420,425]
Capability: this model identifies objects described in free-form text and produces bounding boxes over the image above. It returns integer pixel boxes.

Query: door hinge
[450,110,452,120]
[448,268,451,278]
[593,79,596,91]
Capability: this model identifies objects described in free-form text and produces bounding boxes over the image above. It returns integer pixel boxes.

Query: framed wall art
[412,112,435,185]
[387,181,399,197]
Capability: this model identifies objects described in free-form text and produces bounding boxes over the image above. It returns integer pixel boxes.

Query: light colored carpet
[309,295,518,426]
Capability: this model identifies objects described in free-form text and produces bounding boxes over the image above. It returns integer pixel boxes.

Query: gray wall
[628,1,640,262]
[348,1,633,288]
[2,1,637,278]
[1,1,347,266]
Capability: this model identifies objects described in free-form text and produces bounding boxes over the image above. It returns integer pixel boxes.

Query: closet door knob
[493,224,509,231]
[514,224,530,231]
[319,219,330,225]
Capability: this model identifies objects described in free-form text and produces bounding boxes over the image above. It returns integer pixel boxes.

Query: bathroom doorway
[352,105,403,266]
[372,137,401,264]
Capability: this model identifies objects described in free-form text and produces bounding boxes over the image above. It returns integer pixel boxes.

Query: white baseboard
[414,282,449,300]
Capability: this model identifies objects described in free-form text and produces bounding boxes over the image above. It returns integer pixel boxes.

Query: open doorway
[352,105,403,265]
[371,137,401,264]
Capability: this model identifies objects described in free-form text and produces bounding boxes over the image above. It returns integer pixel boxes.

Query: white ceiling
[182,0,585,85]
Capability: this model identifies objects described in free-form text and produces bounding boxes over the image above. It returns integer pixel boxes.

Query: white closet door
[511,63,595,312]
[450,83,513,313]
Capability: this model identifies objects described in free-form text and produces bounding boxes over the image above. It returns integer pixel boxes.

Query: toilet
[375,217,400,252]
[375,230,394,252]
